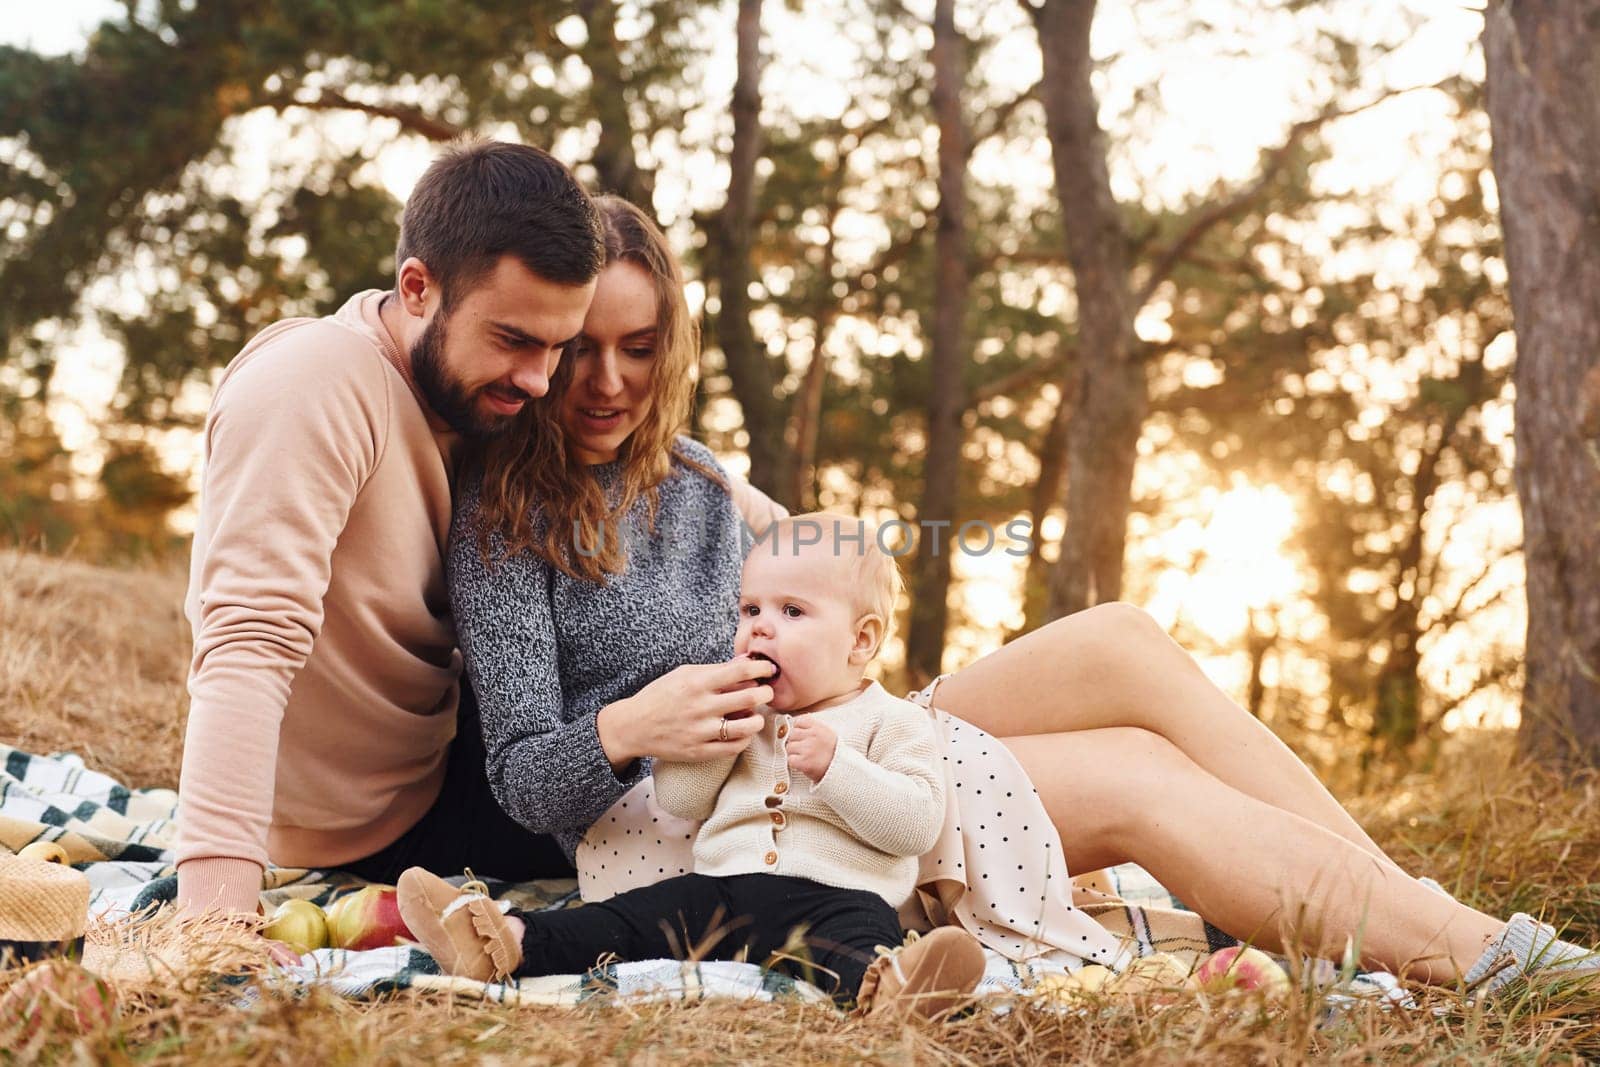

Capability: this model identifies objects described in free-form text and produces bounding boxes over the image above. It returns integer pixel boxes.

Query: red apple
[1187,945,1291,997]
[262,899,330,956]
[0,960,117,1040]
[325,885,414,951]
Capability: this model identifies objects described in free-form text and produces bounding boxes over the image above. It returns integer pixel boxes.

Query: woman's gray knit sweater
[447,436,745,860]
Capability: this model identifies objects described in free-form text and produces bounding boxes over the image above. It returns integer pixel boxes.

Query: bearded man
[178,141,602,920]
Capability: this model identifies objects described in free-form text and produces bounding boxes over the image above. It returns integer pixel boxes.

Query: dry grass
[0,549,189,789]
[2,548,1598,1064]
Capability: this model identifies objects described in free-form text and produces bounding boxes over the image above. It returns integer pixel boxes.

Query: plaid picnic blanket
[1,744,1407,1010]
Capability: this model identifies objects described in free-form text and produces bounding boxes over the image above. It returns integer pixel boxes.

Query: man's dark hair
[396,139,605,305]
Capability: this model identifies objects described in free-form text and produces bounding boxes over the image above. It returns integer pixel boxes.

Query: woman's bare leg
[1003,726,1502,984]
[934,603,1395,865]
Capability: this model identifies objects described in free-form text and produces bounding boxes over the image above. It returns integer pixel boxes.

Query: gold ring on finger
[718,717,729,743]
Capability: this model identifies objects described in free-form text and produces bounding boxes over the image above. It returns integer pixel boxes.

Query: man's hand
[143,913,304,972]
[259,934,303,968]
[785,717,838,781]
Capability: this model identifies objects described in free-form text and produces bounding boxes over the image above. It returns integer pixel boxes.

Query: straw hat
[0,850,90,944]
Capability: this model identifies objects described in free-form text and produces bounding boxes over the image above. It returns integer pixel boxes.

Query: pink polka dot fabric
[576,776,698,901]
[577,679,1125,968]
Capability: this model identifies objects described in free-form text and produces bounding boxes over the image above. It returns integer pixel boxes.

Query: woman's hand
[596,656,775,768]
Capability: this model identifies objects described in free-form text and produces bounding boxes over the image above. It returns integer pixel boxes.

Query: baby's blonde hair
[758,513,903,655]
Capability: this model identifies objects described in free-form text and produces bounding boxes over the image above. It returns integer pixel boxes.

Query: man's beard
[409,312,523,440]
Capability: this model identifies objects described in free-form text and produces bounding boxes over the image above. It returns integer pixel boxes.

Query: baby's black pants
[511,872,903,1003]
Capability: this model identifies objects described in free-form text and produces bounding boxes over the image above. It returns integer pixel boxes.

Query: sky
[2,0,122,53]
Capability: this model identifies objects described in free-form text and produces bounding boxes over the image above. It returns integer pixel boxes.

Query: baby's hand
[785,717,837,781]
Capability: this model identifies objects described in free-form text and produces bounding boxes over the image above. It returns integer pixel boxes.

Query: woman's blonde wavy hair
[474,194,722,582]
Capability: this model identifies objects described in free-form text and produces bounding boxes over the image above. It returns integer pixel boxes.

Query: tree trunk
[1029,0,1146,620]
[1371,363,1479,755]
[577,0,655,208]
[786,299,832,513]
[1483,0,1600,767]
[785,175,843,511]
[1245,608,1278,720]
[711,0,785,499]
[1016,376,1072,635]
[906,0,970,683]
[1372,609,1422,752]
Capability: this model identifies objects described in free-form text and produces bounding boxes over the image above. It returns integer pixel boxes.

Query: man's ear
[849,614,885,665]
[395,257,440,317]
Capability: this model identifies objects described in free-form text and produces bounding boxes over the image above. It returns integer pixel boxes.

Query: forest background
[2,0,1593,785]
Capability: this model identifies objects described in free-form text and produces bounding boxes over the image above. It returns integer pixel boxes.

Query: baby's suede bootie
[855,926,986,1020]
[396,867,521,983]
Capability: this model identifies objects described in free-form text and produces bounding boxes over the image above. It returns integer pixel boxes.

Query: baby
[398,514,985,1016]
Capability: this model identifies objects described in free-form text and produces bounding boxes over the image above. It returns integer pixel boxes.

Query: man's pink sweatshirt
[176,291,461,915]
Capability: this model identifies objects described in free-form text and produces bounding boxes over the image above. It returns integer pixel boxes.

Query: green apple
[1033,963,1114,1007]
[1109,952,1192,994]
[17,841,71,865]
[261,899,330,957]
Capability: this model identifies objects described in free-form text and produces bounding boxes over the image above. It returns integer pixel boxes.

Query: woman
[449,195,1595,994]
